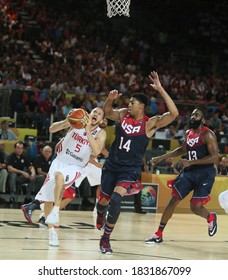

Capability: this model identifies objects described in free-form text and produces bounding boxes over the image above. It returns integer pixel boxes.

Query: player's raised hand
[149,71,162,91]
[108,89,122,100]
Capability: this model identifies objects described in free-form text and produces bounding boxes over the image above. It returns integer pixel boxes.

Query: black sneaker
[208,212,217,237]
[38,215,47,228]
[145,234,163,244]
[99,236,113,254]
[134,207,147,214]
[21,204,34,224]
[96,212,106,230]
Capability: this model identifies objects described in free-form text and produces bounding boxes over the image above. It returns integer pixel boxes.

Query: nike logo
[203,183,208,186]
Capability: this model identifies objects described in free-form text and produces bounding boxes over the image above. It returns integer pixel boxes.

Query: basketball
[67,108,89,129]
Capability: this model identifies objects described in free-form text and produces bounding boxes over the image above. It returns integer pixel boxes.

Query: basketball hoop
[106,0,131,18]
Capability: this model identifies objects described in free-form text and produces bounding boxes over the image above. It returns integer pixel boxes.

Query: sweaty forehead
[92,108,104,116]
[192,109,203,117]
[130,97,140,104]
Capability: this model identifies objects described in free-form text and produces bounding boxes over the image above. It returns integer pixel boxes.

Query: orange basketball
[67,108,89,129]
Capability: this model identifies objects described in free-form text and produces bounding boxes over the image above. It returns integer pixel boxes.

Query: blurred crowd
[0,0,227,143]
[0,1,227,207]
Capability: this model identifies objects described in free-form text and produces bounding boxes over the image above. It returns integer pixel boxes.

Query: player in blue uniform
[145,107,219,244]
[97,71,179,254]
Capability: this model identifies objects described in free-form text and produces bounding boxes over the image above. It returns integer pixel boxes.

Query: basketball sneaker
[145,233,163,244]
[208,212,217,237]
[21,204,33,224]
[99,236,113,254]
[49,230,59,247]
[38,215,47,228]
[96,212,106,230]
[46,211,59,226]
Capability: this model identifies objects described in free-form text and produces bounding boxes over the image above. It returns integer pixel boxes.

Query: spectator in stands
[210,110,223,142]
[0,141,8,161]
[1,0,228,145]
[33,145,53,178]
[62,98,73,117]
[0,120,18,140]
[217,155,228,176]
[33,145,53,194]
[164,123,177,139]
[221,107,228,135]
[6,141,37,204]
[53,99,65,122]
[24,93,38,128]
[0,141,8,193]
[38,93,53,130]
[70,93,83,109]
[93,94,105,108]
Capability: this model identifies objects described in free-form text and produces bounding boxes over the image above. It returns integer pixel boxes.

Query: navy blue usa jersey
[105,112,150,171]
[186,126,213,168]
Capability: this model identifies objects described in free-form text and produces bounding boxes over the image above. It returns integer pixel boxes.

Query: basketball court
[0,208,227,260]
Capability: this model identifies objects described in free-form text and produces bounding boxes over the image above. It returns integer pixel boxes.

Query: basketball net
[106,0,131,18]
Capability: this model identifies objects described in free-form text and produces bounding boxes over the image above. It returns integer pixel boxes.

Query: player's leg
[96,169,114,230]
[21,172,55,224]
[145,196,180,244]
[45,164,85,226]
[45,171,64,226]
[21,199,41,224]
[38,186,75,227]
[145,171,190,244]
[190,167,217,237]
[100,186,127,254]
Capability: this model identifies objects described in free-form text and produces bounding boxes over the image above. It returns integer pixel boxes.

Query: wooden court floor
[0,208,227,260]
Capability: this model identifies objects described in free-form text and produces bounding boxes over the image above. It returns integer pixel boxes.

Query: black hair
[131,92,149,107]
[14,140,24,148]
[195,106,207,119]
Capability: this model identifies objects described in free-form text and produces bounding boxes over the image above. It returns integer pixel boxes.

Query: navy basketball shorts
[173,165,216,202]
[100,166,141,197]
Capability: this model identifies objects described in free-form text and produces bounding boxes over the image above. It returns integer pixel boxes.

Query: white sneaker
[46,211,59,226]
[49,230,59,247]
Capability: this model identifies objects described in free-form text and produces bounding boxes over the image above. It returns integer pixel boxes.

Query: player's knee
[107,192,122,224]
[55,171,64,181]
[98,190,110,204]
[97,201,109,213]
[190,203,201,214]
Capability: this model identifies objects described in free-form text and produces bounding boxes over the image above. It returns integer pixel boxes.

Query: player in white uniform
[34,155,105,227]
[22,107,106,246]
[36,123,103,202]
[53,157,103,210]
[218,190,228,214]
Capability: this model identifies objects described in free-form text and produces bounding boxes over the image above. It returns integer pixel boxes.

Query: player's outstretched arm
[149,71,178,129]
[103,90,126,121]
[49,119,70,133]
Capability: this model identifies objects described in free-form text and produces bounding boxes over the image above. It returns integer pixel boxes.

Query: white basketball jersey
[56,126,101,166]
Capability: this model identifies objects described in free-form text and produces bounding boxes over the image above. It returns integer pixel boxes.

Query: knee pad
[107,192,122,224]
[98,190,111,203]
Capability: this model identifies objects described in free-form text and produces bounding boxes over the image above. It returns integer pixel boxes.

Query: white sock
[52,206,60,213]
[40,203,44,211]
